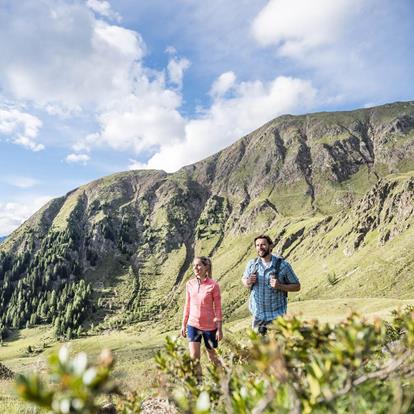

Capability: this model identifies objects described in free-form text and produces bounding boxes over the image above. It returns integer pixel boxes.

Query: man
[242,235,300,335]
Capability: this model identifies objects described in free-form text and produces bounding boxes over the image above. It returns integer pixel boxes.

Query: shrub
[16,346,119,413]
[156,308,414,413]
[326,272,339,286]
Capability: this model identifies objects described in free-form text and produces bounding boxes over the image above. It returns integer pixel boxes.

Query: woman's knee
[189,342,201,359]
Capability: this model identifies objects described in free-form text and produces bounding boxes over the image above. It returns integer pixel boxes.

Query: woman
[181,256,223,373]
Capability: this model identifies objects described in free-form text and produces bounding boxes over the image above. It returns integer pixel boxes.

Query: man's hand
[248,273,257,286]
[270,276,282,290]
[242,272,257,288]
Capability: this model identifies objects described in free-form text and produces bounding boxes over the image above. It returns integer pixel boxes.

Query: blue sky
[0,0,413,236]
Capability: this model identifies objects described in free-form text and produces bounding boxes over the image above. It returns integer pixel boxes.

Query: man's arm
[242,260,256,288]
[242,275,256,288]
[271,280,301,292]
[270,260,301,292]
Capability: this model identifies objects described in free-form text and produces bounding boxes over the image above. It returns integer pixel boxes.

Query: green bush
[156,308,414,413]
[16,346,119,414]
[326,272,339,286]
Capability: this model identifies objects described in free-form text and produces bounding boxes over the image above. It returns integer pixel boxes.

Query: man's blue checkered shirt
[243,255,299,322]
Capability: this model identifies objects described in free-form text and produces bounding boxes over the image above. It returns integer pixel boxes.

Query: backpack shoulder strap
[272,256,287,297]
[272,255,283,276]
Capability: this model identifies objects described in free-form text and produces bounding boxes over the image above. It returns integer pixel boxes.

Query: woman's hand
[216,328,223,342]
[181,325,187,337]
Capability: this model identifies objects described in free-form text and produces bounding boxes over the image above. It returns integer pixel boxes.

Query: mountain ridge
[0,100,413,339]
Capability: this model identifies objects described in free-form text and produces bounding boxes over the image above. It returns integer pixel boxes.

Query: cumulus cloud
[209,71,236,98]
[143,75,316,172]
[251,0,361,57]
[165,45,177,55]
[65,153,91,164]
[0,1,318,175]
[128,159,147,171]
[0,106,44,151]
[86,0,121,21]
[0,196,52,236]
[96,88,185,153]
[250,0,413,103]
[1,175,39,189]
[0,1,144,109]
[0,1,194,159]
[167,57,191,89]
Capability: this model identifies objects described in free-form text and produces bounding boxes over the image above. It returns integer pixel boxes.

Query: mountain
[0,236,6,244]
[1,101,413,338]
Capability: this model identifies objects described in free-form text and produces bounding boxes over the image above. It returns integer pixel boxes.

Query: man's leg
[253,317,271,336]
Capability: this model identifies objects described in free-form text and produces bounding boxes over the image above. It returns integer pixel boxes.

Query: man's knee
[257,325,268,336]
[253,318,271,335]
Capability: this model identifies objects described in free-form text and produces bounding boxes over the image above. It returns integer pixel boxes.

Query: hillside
[0,101,413,339]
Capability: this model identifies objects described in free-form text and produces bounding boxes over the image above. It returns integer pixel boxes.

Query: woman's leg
[189,341,202,381]
[206,347,221,368]
[189,341,201,359]
[204,330,222,368]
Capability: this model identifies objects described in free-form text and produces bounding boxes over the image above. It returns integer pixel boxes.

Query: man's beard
[258,248,270,257]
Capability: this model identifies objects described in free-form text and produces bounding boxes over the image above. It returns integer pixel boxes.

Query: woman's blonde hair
[194,256,212,278]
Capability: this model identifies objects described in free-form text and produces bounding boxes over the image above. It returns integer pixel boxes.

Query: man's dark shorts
[187,325,218,349]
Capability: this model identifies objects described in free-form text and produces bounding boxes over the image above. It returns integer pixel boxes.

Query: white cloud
[142,75,316,172]
[1,0,318,174]
[86,0,121,21]
[165,45,177,55]
[209,71,236,98]
[0,196,52,236]
[65,153,91,164]
[1,175,39,189]
[0,106,44,151]
[0,1,192,160]
[251,0,362,57]
[128,159,148,171]
[249,0,412,103]
[98,98,184,153]
[167,57,191,89]
[0,1,144,109]
[91,74,315,173]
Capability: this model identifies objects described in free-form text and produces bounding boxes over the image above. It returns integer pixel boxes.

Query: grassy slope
[3,298,414,410]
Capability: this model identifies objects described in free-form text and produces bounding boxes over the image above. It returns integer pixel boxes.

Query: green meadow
[2,297,414,413]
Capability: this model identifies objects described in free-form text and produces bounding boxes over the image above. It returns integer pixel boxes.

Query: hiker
[181,256,223,377]
[242,235,300,335]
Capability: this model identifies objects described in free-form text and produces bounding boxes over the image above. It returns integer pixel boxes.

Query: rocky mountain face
[1,101,413,336]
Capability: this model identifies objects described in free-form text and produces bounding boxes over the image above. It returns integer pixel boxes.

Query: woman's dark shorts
[187,325,218,349]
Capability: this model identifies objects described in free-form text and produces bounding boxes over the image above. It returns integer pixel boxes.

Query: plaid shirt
[243,255,299,322]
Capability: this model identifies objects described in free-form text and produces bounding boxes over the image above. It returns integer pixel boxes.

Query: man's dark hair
[254,234,274,246]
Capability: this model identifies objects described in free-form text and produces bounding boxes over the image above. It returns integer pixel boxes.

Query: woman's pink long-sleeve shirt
[182,277,223,331]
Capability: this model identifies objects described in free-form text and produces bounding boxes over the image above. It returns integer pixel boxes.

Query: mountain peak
[1,100,413,338]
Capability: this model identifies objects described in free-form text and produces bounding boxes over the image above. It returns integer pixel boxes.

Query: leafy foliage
[156,308,414,413]
[326,272,339,286]
[16,346,118,414]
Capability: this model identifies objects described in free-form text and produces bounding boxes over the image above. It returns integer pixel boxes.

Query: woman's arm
[181,284,190,337]
[213,283,223,341]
